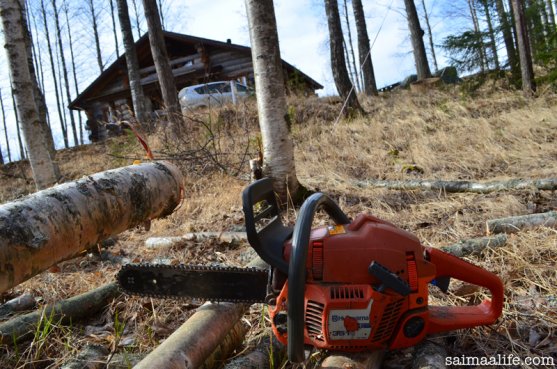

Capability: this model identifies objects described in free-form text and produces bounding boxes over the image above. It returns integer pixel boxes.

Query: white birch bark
[0,0,57,189]
[245,0,299,199]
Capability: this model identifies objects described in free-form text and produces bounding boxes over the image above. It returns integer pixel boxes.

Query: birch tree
[21,0,57,162]
[0,89,11,163]
[109,0,120,56]
[9,78,25,160]
[420,0,438,72]
[40,0,68,148]
[142,0,179,117]
[352,0,377,95]
[64,2,83,144]
[117,0,149,122]
[1,0,58,189]
[51,0,78,145]
[87,0,104,73]
[324,0,362,115]
[342,0,361,92]
[245,0,300,200]
[403,0,432,79]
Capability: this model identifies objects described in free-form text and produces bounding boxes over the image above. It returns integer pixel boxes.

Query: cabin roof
[69,31,323,110]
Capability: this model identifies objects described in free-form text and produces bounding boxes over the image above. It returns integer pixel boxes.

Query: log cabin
[68,31,323,140]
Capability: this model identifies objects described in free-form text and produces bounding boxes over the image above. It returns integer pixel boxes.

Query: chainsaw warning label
[328,225,346,235]
[328,300,373,340]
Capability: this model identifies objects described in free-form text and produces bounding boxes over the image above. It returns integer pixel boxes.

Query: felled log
[412,340,448,369]
[146,232,247,249]
[223,328,285,369]
[134,258,267,369]
[355,178,557,194]
[440,234,507,257]
[61,344,109,369]
[201,319,250,369]
[0,293,36,318]
[0,282,120,344]
[319,350,385,369]
[486,211,557,234]
[0,161,183,293]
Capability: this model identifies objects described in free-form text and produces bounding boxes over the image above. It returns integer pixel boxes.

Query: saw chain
[117,263,270,303]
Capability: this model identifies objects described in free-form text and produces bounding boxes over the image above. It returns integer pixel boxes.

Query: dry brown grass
[1,86,556,368]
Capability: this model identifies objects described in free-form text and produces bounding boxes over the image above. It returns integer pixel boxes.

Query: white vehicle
[178,81,250,109]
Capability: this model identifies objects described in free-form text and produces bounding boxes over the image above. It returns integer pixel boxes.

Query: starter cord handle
[287,193,350,363]
[425,247,504,333]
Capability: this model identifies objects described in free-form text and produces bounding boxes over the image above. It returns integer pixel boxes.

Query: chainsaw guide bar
[117,264,269,303]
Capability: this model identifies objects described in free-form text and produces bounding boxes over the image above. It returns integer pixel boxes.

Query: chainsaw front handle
[425,247,504,334]
[287,193,350,363]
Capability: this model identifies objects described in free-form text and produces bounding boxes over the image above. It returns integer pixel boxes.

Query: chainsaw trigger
[368,261,412,296]
[431,276,451,293]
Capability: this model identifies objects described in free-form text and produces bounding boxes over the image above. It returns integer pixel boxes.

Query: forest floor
[0,82,556,368]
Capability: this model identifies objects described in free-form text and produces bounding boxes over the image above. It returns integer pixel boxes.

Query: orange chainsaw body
[268,214,503,351]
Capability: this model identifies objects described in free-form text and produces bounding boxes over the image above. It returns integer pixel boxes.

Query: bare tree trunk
[352,0,377,96]
[0,89,11,162]
[245,0,301,200]
[109,0,120,57]
[481,0,501,70]
[142,0,179,117]
[343,38,356,90]
[117,0,149,123]
[0,161,183,293]
[1,0,58,189]
[420,0,438,73]
[64,3,83,145]
[21,0,58,165]
[342,0,361,92]
[27,2,43,95]
[325,0,363,115]
[404,0,432,79]
[511,0,537,95]
[496,0,520,78]
[30,4,46,95]
[87,0,104,73]
[40,0,68,148]
[158,0,165,29]
[131,0,142,37]
[547,0,556,26]
[51,0,78,146]
[9,78,26,160]
[468,0,488,72]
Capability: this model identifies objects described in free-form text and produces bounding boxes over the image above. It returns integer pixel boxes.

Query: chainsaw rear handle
[287,193,351,363]
[425,247,504,334]
[242,178,292,274]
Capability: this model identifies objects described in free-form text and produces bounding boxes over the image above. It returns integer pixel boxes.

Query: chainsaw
[117,178,504,362]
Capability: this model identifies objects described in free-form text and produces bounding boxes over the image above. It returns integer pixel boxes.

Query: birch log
[146,232,248,249]
[486,211,557,234]
[355,178,557,193]
[319,351,385,369]
[134,258,267,369]
[0,282,120,344]
[223,328,285,369]
[0,162,183,293]
[412,340,447,369]
[440,234,507,257]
